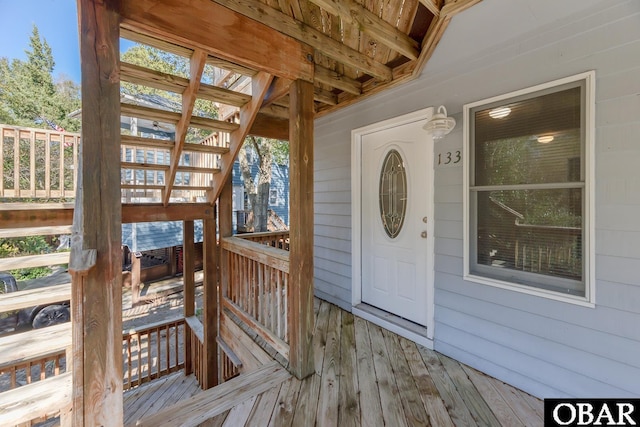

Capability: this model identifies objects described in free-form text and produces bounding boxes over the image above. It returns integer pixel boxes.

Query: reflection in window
[467,78,590,298]
[379,149,407,239]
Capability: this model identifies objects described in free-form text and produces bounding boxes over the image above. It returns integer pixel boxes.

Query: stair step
[0,372,72,426]
[130,361,290,427]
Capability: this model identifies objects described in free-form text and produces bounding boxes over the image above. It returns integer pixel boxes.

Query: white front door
[360,117,433,327]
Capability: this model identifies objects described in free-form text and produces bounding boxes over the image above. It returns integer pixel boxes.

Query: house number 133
[438,150,461,165]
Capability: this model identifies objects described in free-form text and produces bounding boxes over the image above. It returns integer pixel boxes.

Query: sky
[0,0,134,84]
[0,0,81,82]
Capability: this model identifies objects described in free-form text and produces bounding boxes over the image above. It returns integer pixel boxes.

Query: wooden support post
[219,177,233,301]
[131,252,141,306]
[183,220,195,376]
[74,0,123,425]
[288,78,315,379]
[202,207,219,388]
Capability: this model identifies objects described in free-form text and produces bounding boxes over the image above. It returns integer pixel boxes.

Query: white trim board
[353,304,434,350]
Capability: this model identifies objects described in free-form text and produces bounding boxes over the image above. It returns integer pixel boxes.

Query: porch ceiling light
[424,105,456,140]
[488,106,511,119]
[537,135,554,144]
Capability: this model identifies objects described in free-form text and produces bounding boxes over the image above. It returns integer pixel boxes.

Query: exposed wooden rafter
[307,0,420,60]
[315,65,362,95]
[210,0,393,81]
[262,77,293,108]
[441,0,483,17]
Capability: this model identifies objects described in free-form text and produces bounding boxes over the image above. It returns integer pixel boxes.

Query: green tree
[121,44,216,142]
[238,137,289,232]
[0,25,80,131]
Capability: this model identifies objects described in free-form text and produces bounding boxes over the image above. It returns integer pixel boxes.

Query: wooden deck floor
[127,299,544,426]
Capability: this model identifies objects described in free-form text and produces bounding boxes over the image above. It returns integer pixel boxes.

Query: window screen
[468,81,587,296]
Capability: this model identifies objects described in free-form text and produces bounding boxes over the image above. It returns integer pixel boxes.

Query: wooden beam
[418,0,441,16]
[183,220,195,376]
[315,14,452,118]
[0,252,70,271]
[307,0,420,60]
[211,0,392,81]
[219,176,233,322]
[0,283,71,313]
[260,104,290,120]
[440,0,482,17]
[120,27,193,57]
[314,87,338,106]
[288,79,315,379]
[202,207,218,389]
[75,0,123,425]
[314,65,362,96]
[121,203,215,223]
[0,205,73,229]
[0,225,72,238]
[209,72,275,203]
[164,49,208,205]
[263,77,292,108]
[120,0,313,82]
[249,114,289,141]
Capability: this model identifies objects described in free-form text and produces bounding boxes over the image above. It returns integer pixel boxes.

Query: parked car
[0,271,70,335]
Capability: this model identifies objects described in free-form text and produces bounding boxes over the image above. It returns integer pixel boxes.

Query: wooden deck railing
[122,316,185,391]
[0,124,79,199]
[1,351,67,390]
[221,235,290,362]
[184,315,205,388]
[239,230,290,250]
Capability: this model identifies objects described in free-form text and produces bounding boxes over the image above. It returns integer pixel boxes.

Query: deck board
[353,315,384,427]
[337,311,360,427]
[126,299,544,426]
[383,329,431,426]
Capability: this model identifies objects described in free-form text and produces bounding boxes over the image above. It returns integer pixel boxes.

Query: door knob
[421,231,427,238]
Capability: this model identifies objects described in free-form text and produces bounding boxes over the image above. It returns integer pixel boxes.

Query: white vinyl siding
[314,0,640,398]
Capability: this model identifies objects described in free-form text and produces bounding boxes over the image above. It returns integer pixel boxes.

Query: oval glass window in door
[379,149,407,238]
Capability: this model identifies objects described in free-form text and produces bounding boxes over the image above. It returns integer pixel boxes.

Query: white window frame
[463,71,596,307]
[269,188,278,206]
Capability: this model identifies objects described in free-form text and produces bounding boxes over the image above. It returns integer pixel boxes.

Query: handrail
[0,251,70,271]
[238,231,290,250]
[221,236,289,273]
[0,282,71,313]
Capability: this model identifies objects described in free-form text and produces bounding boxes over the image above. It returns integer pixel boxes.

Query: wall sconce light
[423,105,456,140]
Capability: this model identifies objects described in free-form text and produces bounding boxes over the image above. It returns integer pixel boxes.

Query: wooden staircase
[118,29,274,206]
[129,361,290,427]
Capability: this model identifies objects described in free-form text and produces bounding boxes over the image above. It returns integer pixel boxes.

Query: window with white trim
[464,72,594,302]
